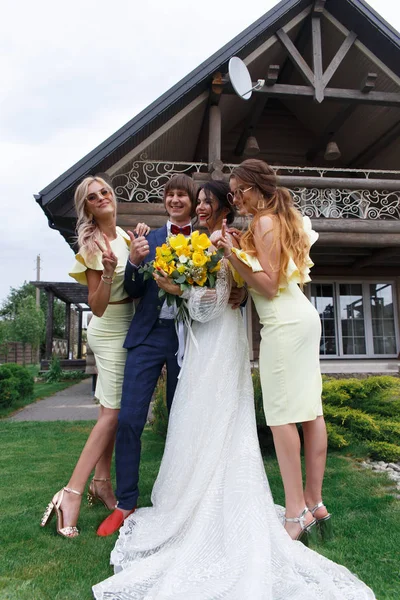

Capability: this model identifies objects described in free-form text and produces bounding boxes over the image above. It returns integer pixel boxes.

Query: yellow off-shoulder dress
[233,216,322,426]
[69,227,134,410]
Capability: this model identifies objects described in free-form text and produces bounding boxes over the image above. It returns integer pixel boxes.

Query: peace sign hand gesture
[95,233,118,278]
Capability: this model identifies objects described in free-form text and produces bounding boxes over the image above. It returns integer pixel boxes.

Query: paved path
[8,378,99,421]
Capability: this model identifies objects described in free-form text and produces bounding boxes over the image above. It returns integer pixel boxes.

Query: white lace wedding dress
[93,262,375,600]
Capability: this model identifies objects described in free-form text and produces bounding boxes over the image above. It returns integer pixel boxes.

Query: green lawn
[0,422,399,600]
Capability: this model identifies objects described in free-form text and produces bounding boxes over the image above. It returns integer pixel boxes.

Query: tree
[0,320,14,361]
[1,282,65,338]
[13,297,45,364]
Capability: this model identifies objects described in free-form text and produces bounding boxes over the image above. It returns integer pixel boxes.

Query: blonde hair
[74,176,116,257]
[232,159,310,285]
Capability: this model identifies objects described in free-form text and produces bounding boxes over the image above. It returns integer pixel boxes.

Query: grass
[0,422,399,599]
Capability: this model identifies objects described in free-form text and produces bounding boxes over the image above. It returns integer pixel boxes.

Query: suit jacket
[123,225,169,350]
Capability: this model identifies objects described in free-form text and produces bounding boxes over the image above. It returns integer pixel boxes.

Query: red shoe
[96,508,135,537]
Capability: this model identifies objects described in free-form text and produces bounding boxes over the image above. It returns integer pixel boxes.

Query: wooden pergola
[31,281,89,361]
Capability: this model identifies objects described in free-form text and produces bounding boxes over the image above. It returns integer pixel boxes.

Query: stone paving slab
[8,378,99,422]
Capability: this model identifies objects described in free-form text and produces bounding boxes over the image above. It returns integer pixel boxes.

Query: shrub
[0,377,20,407]
[151,376,168,438]
[325,422,350,449]
[366,441,400,463]
[60,370,87,381]
[45,356,63,383]
[0,363,34,399]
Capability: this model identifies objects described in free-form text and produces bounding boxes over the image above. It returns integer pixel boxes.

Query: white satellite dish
[228,57,265,101]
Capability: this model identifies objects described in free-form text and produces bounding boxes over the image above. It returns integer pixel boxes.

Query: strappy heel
[285,507,317,547]
[40,487,82,538]
[87,477,117,510]
[309,501,333,541]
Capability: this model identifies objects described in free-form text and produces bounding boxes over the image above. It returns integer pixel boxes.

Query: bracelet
[101,275,113,285]
[225,251,233,259]
[102,273,113,280]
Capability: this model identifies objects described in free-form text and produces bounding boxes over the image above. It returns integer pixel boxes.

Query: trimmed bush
[366,441,400,463]
[0,363,34,400]
[0,377,20,407]
[151,376,168,438]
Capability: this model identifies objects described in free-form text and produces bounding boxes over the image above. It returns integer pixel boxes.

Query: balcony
[111,159,400,222]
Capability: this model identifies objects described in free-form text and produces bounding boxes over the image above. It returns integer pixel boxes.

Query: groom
[97,174,198,536]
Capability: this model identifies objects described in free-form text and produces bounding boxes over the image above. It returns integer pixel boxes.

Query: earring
[257,197,266,210]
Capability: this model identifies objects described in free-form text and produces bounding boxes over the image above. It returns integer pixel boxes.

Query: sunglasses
[86,188,112,203]
[227,186,253,205]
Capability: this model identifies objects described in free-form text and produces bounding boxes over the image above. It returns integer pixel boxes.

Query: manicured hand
[153,269,182,296]
[127,230,150,266]
[134,222,150,237]
[214,219,234,258]
[95,233,118,277]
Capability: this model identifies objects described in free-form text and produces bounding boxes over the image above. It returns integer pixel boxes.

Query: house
[35,0,400,374]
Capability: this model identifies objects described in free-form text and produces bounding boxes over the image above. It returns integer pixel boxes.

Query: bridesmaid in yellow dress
[216,158,330,544]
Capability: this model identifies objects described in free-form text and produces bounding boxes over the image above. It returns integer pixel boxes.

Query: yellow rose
[192,250,209,267]
[210,261,221,273]
[177,264,186,274]
[154,258,175,275]
[193,269,208,286]
[191,230,211,251]
[169,234,189,254]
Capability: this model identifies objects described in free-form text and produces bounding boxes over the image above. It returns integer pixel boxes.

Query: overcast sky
[1,0,399,306]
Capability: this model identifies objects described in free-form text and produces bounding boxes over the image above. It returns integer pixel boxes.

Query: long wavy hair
[196,180,236,227]
[74,176,116,257]
[231,159,310,284]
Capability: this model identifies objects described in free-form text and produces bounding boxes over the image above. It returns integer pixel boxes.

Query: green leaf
[175,275,186,284]
[158,289,166,299]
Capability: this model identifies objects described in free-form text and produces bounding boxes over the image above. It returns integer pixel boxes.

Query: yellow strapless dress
[232,216,322,426]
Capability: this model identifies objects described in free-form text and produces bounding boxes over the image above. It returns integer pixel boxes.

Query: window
[311,283,337,355]
[310,281,398,358]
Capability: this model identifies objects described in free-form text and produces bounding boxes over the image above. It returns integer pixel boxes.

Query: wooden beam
[312,220,400,234]
[266,65,280,86]
[312,16,324,102]
[313,0,325,15]
[306,104,356,161]
[234,96,268,156]
[65,303,71,359]
[349,119,400,167]
[45,289,54,360]
[208,104,221,165]
[244,83,400,106]
[361,73,377,94]
[316,232,400,247]
[352,247,400,269]
[312,265,400,277]
[210,72,224,105]
[322,31,357,88]
[276,28,315,87]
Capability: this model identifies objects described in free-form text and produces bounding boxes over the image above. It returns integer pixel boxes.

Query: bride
[93,181,374,600]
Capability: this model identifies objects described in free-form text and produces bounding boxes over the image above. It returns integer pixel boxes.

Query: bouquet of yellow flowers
[140,231,224,312]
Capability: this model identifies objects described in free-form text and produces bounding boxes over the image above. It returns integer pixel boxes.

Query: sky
[1,0,400,306]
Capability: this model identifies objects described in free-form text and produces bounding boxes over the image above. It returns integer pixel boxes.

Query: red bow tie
[170,224,191,236]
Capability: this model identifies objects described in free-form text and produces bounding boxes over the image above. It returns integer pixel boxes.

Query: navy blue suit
[115,225,180,510]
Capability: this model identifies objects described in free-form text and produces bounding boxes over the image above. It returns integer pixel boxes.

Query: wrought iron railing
[111,158,400,220]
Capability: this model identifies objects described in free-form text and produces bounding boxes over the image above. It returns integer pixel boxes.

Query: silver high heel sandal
[309,501,333,541]
[87,477,117,510]
[40,487,82,538]
[285,507,317,547]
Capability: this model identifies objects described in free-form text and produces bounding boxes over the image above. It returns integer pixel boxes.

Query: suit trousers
[116,318,179,510]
